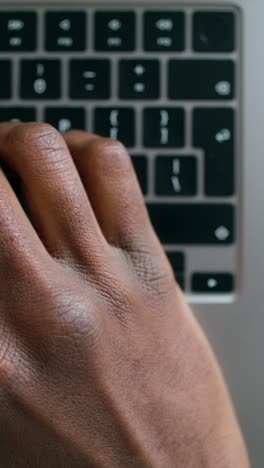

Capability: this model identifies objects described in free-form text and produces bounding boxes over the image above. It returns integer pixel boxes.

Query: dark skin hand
[0,123,249,467]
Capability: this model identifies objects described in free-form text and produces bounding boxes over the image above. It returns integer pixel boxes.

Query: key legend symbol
[215,81,231,96]
[155,19,173,31]
[207,278,218,289]
[108,18,122,31]
[57,37,73,47]
[9,37,22,47]
[83,71,96,79]
[160,110,169,127]
[59,19,71,31]
[36,64,44,76]
[109,110,119,140]
[171,158,181,193]
[134,65,145,76]
[214,226,230,241]
[34,78,47,95]
[58,119,72,133]
[110,110,119,127]
[107,37,122,47]
[215,128,231,143]
[8,19,24,31]
[160,110,169,145]
[134,82,145,93]
[157,37,172,47]
[33,64,47,95]
[83,70,97,92]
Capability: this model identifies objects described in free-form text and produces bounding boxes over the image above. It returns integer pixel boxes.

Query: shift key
[147,204,235,244]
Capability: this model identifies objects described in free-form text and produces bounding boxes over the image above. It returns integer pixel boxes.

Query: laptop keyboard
[0,4,241,301]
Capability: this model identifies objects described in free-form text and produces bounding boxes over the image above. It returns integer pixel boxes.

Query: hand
[0,123,249,467]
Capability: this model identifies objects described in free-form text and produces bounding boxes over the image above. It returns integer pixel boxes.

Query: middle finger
[0,123,108,266]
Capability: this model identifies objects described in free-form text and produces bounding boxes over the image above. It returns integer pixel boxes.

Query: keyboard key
[168,60,235,100]
[193,108,235,196]
[119,60,160,100]
[131,155,148,195]
[3,163,30,218]
[0,61,12,99]
[20,60,61,99]
[193,12,235,52]
[45,11,86,51]
[94,107,135,147]
[44,107,86,132]
[175,273,185,290]
[144,11,185,51]
[2,162,22,201]
[143,108,184,148]
[166,252,185,291]
[192,273,234,293]
[155,156,197,196]
[0,12,37,51]
[166,252,185,289]
[70,59,111,99]
[147,204,235,245]
[95,11,136,51]
[0,107,36,122]
[166,252,185,272]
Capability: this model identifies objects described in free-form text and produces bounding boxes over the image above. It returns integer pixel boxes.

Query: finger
[0,123,108,265]
[0,166,50,284]
[64,131,161,254]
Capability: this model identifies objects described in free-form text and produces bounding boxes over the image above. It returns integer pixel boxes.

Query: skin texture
[0,122,250,467]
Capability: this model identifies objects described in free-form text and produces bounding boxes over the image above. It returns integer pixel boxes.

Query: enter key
[193,107,235,197]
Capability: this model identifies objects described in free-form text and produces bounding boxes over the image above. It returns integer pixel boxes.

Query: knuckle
[64,129,86,139]
[39,286,103,355]
[91,264,135,322]
[98,279,132,320]
[0,327,12,370]
[91,137,129,163]
[8,122,60,150]
[8,123,70,175]
[58,299,100,342]
[102,138,128,156]
[124,249,176,298]
[0,326,22,385]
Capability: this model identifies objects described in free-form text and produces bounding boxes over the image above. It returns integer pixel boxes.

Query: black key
[144,11,185,52]
[95,11,136,51]
[175,273,185,291]
[143,108,184,148]
[2,162,22,203]
[175,273,185,290]
[70,60,110,99]
[20,60,61,99]
[131,155,148,195]
[44,107,86,132]
[193,12,235,52]
[0,12,37,51]
[155,156,197,196]
[45,11,86,51]
[0,107,36,122]
[94,108,135,147]
[166,252,185,271]
[1,162,29,217]
[192,273,234,293]
[193,108,235,196]
[147,204,235,245]
[168,60,235,100]
[0,61,12,99]
[119,60,160,100]
[166,252,185,289]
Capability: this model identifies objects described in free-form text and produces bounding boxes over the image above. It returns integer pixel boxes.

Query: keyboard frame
[0,2,242,303]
